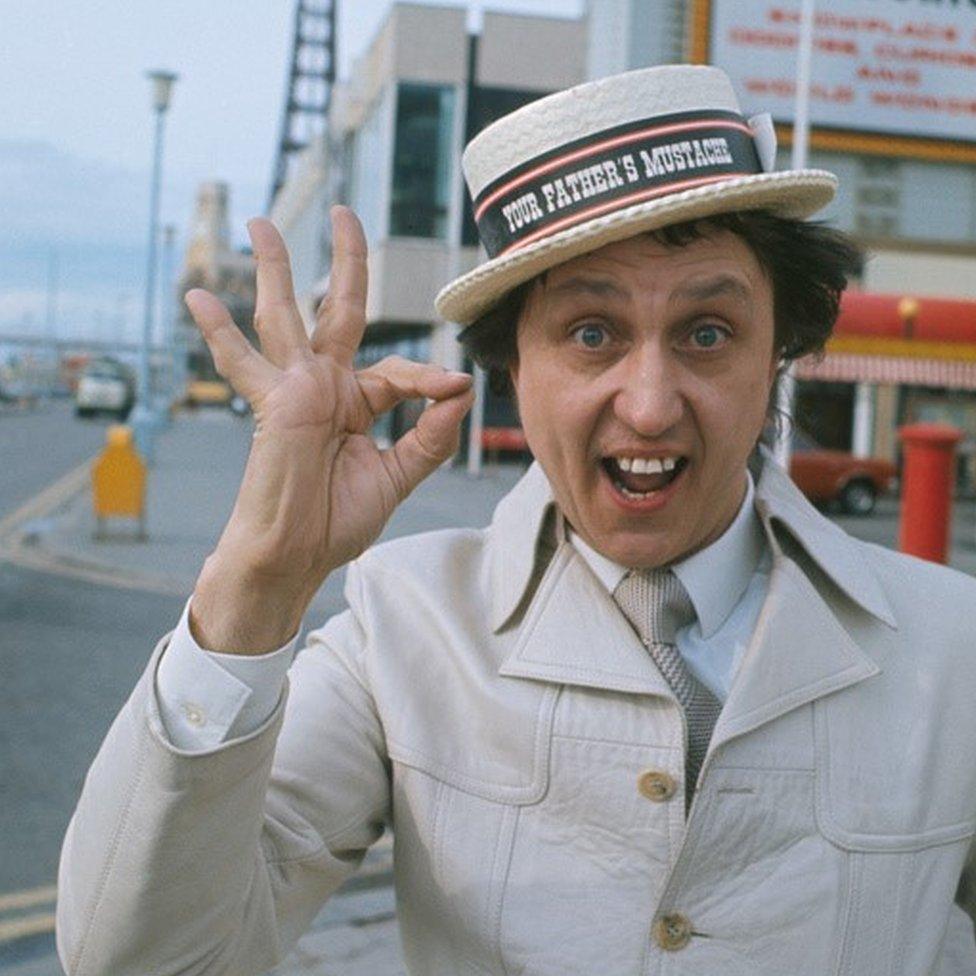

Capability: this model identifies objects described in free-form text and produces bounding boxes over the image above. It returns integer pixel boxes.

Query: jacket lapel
[498,539,676,698]
[708,549,880,751]
[708,458,893,749]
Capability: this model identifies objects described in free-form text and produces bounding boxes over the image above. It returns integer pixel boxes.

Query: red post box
[897,423,962,564]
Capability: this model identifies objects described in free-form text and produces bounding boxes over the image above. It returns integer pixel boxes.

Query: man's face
[510,229,778,568]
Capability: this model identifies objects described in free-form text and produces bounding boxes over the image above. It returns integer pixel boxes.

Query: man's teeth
[619,485,658,499]
[616,456,680,474]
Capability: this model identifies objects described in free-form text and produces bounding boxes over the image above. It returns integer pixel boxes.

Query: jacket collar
[488,457,896,633]
[752,452,897,628]
[488,461,558,632]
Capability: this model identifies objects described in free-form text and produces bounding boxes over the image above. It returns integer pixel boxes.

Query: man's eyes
[567,320,732,351]
[569,322,611,349]
[688,322,732,349]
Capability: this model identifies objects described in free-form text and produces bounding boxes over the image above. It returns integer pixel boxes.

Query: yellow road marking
[2,534,188,596]
[0,911,56,944]
[0,883,57,913]
[0,459,92,541]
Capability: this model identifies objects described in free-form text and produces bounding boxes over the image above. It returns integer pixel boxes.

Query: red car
[790,429,897,515]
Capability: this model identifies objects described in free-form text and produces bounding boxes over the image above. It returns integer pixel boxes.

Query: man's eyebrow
[670,274,754,305]
[542,276,629,301]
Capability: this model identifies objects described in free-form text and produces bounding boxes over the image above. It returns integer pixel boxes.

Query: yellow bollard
[92,425,147,540]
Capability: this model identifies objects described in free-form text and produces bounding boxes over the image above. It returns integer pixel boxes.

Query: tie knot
[613,568,696,645]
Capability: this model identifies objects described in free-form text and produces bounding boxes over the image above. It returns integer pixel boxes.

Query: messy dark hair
[458,210,864,399]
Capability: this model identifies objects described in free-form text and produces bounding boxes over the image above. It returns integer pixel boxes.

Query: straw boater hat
[435,64,837,326]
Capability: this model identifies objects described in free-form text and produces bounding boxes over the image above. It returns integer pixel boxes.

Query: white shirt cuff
[155,597,299,751]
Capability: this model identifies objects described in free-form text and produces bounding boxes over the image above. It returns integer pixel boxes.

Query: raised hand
[184,206,474,652]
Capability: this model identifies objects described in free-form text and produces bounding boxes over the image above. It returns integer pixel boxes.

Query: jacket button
[637,769,677,802]
[653,912,692,951]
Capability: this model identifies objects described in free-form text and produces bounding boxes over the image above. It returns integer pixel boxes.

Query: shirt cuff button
[182,703,206,727]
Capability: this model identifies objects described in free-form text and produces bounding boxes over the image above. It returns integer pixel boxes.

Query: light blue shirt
[569,472,770,702]
[156,474,769,749]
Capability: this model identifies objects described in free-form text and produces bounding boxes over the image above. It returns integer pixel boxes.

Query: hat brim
[436,169,837,325]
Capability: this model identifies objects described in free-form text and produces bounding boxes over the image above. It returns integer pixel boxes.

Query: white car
[75,360,135,419]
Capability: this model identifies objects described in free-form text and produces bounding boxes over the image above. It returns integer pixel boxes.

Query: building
[585,0,976,479]
[271,3,586,438]
[178,182,257,384]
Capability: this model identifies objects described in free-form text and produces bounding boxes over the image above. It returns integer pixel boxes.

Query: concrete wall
[367,239,451,325]
[479,13,586,92]
[864,247,976,301]
[391,4,467,86]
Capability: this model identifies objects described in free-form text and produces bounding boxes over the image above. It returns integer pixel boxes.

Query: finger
[382,388,475,500]
[184,289,277,400]
[248,218,309,367]
[356,356,472,419]
[310,206,368,365]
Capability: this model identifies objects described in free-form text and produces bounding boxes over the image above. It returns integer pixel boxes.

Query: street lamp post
[773,0,816,470]
[131,69,178,463]
[161,223,178,417]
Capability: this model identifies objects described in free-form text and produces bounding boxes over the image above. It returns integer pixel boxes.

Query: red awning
[795,352,976,390]
[794,291,976,389]
[836,292,976,344]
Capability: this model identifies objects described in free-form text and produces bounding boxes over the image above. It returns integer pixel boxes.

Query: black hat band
[473,110,764,259]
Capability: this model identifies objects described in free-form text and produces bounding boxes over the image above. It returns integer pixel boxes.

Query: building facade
[271,4,586,374]
[178,182,257,384]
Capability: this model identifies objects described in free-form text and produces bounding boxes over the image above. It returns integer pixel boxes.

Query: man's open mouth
[601,455,689,499]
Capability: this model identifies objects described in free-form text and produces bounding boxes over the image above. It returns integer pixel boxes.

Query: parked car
[74,358,135,420]
[790,429,897,515]
[482,426,529,456]
[183,379,233,408]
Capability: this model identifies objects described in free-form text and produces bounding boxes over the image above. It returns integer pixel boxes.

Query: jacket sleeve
[56,560,391,976]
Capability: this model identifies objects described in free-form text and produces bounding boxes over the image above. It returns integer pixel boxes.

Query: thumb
[383,389,475,500]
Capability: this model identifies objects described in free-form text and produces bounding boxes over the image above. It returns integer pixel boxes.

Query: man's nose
[612,343,683,437]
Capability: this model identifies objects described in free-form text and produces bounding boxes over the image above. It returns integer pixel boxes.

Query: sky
[0,0,581,343]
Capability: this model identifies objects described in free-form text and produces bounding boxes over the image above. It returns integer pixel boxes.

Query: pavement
[5,406,976,975]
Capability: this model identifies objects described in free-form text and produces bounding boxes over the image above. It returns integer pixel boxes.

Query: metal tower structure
[268,0,337,209]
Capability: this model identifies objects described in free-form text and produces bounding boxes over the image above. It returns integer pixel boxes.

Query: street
[0,402,186,973]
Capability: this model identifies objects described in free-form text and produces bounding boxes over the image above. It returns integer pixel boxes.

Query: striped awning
[794,352,976,391]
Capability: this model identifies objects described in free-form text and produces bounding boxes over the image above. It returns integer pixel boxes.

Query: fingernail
[448,370,472,379]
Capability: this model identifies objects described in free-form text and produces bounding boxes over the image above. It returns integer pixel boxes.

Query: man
[58,65,976,975]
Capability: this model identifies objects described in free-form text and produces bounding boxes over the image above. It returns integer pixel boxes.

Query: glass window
[390,83,455,239]
[348,90,393,242]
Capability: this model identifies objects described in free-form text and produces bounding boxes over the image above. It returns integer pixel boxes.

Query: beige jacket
[57,460,976,975]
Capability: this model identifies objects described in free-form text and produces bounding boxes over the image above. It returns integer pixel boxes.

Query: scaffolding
[268,0,337,210]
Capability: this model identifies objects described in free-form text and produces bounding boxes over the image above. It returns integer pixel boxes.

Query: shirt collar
[568,472,764,638]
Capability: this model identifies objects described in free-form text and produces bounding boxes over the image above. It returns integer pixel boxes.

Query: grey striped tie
[613,568,721,810]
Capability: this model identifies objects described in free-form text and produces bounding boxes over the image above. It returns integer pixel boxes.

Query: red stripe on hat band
[495,172,753,258]
[473,118,753,223]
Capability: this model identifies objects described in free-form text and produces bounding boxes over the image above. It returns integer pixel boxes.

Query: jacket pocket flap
[814,700,976,851]
[387,686,558,805]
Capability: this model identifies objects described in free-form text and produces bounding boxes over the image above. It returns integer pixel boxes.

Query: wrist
[189,551,320,655]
